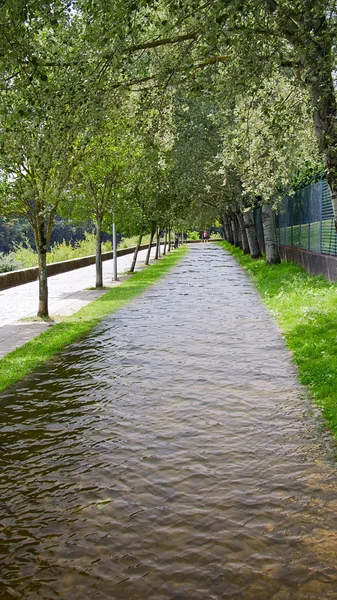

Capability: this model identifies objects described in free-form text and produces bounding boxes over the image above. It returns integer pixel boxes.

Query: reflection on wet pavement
[1,244,337,599]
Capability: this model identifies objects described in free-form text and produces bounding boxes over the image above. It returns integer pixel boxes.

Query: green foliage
[0,246,189,394]
[219,76,319,208]
[219,241,337,440]
[11,233,112,268]
[0,217,33,253]
[0,252,21,273]
[71,233,112,258]
[187,230,200,240]
[291,164,324,191]
[12,240,38,268]
[1,0,336,270]
[118,234,150,249]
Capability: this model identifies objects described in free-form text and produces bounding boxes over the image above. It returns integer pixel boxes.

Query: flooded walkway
[1,244,337,599]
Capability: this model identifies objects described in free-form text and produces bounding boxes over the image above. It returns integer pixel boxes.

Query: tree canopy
[1,0,337,308]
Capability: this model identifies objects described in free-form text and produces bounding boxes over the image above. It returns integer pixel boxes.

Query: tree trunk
[95,217,103,288]
[243,208,262,258]
[33,208,58,318]
[262,204,281,265]
[155,228,161,259]
[37,243,48,318]
[223,216,234,244]
[163,230,167,255]
[168,228,171,252]
[236,211,250,254]
[130,230,143,273]
[32,215,50,318]
[145,224,156,265]
[231,216,240,247]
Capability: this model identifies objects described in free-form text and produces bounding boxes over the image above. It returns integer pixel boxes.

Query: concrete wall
[0,244,151,291]
[0,240,223,291]
[278,245,337,282]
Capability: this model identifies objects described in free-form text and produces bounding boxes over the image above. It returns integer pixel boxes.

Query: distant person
[203,231,209,242]
[174,236,179,249]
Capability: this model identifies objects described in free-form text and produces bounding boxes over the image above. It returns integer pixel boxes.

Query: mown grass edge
[218,241,337,439]
[0,246,188,394]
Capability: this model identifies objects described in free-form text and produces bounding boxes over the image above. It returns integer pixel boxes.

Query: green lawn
[0,246,188,394]
[219,241,337,439]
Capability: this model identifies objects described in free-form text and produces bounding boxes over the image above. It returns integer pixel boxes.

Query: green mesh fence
[254,180,337,256]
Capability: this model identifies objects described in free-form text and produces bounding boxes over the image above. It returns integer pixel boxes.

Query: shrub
[73,232,112,258]
[13,240,38,268]
[118,234,150,249]
[47,239,74,263]
[13,232,115,269]
[0,252,21,273]
[187,230,200,240]
[47,234,112,264]
[210,232,222,240]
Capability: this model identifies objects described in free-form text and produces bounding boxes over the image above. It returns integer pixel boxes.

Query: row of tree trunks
[36,216,171,319]
[222,203,280,265]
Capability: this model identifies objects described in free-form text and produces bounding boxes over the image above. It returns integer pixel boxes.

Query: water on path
[1,244,337,599]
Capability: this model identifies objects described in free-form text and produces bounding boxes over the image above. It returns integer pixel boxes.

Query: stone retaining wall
[0,244,150,291]
[278,245,337,282]
[0,240,222,291]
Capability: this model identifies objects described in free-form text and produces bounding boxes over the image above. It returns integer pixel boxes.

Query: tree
[69,115,131,287]
[256,1,337,228]
[0,12,96,316]
[216,73,319,263]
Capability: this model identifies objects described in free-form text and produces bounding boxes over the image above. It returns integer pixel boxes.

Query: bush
[72,232,112,258]
[13,232,114,268]
[210,232,222,240]
[0,252,21,273]
[47,239,74,263]
[118,234,150,249]
[187,230,200,240]
[12,240,38,268]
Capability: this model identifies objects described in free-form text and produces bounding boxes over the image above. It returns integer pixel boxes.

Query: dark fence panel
[275,180,337,256]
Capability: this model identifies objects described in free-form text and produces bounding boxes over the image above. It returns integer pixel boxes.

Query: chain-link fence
[254,179,337,256]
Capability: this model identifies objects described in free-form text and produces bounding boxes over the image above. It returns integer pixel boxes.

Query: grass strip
[218,241,337,438]
[0,247,188,394]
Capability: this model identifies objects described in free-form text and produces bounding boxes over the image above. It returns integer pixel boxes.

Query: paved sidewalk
[0,247,160,358]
